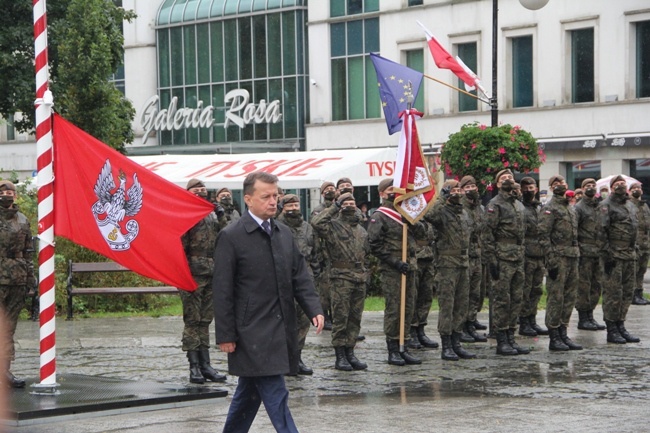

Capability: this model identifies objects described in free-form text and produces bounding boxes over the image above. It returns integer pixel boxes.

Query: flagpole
[33,0,58,393]
[399,222,408,352]
[423,73,491,105]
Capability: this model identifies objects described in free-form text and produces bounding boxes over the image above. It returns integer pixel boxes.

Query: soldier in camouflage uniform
[598,175,641,344]
[277,194,320,375]
[367,178,421,366]
[518,177,548,337]
[484,169,529,356]
[0,180,34,388]
[311,181,336,330]
[460,175,488,343]
[216,187,240,226]
[574,178,606,331]
[538,175,583,351]
[425,180,476,361]
[181,178,227,384]
[629,182,650,305]
[312,193,369,371]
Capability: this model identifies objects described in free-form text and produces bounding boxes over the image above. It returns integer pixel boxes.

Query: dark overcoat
[213,211,323,376]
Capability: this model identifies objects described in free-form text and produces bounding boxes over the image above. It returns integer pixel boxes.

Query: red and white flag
[418,21,489,98]
[392,109,436,224]
[53,114,214,291]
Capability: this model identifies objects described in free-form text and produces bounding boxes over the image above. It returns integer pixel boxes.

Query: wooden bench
[66,261,178,319]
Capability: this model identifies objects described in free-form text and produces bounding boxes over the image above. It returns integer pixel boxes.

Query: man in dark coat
[213,171,324,433]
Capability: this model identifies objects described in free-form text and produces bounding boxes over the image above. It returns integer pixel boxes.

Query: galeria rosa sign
[139,89,282,144]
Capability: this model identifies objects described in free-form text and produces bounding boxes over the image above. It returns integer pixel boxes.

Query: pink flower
[464,153,469,160]
[471,143,477,149]
[503,161,510,168]
[479,124,487,130]
[498,147,506,154]
[509,129,515,135]
[510,136,515,142]
[487,167,492,173]
[533,168,540,173]
[513,162,519,169]
[481,179,486,184]
[514,125,521,131]
[465,162,470,167]
[487,184,494,191]
[523,155,529,161]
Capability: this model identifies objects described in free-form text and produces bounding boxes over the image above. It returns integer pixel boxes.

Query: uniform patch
[544,210,551,214]
[487,207,495,213]
[370,219,376,223]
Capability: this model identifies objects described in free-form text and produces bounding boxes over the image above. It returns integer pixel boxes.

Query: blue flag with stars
[370,53,424,135]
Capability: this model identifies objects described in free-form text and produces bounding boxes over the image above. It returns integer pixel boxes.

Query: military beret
[320,181,335,194]
[630,182,642,189]
[0,180,16,191]
[336,177,353,188]
[581,178,596,189]
[186,178,205,190]
[566,190,575,198]
[459,175,476,188]
[599,186,609,192]
[281,194,299,206]
[610,174,626,188]
[548,175,565,187]
[575,188,583,194]
[378,178,394,193]
[520,177,536,187]
[495,169,513,182]
[216,187,231,196]
[443,180,459,189]
[338,192,355,203]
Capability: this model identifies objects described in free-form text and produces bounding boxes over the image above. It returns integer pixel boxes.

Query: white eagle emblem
[92,159,143,251]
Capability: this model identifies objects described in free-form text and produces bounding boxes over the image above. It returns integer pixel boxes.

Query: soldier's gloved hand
[395,261,409,275]
[214,203,226,219]
[604,259,615,275]
[547,267,559,280]
[489,261,500,280]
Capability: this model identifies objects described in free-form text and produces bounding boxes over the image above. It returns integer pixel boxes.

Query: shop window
[405,50,425,111]
[457,42,478,112]
[571,28,594,103]
[630,160,650,199]
[567,160,600,190]
[511,35,533,108]
[637,20,650,98]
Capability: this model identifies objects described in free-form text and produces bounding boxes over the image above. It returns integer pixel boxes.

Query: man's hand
[312,314,325,334]
[336,193,353,208]
[214,203,226,219]
[395,261,409,275]
[219,342,236,353]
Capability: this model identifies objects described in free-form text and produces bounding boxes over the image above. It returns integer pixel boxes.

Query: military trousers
[521,256,545,317]
[179,275,213,351]
[381,268,416,341]
[411,258,435,327]
[602,258,636,322]
[575,256,602,312]
[544,256,579,329]
[492,259,524,331]
[435,266,469,336]
[636,250,650,292]
[466,256,483,322]
[330,277,366,347]
[315,269,331,317]
[0,284,26,359]
[295,301,311,352]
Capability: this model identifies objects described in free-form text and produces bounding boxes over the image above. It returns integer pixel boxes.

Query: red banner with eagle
[52,114,214,291]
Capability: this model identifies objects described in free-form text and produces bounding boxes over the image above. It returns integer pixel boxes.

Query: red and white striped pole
[33,0,57,391]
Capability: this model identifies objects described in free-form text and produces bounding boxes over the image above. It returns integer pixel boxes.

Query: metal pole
[491,0,499,127]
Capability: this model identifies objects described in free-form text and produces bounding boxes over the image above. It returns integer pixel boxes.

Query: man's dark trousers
[222,375,298,433]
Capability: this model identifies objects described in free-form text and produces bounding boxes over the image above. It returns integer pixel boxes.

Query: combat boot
[187,350,206,384]
[416,325,439,348]
[323,313,333,331]
[605,320,626,344]
[559,325,583,350]
[335,346,353,371]
[387,340,405,366]
[506,328,530,354]
[400,347,422,365]
[440,335,459,361]
[407,326,423,349]
[198,348,227,382]
[548,327,569,351]
[496,330,518,356]
[298,358,314,375]
[617,321,640,343]
[459,328,475,343]
[589,311,606,330]
[529,315,549,335]
[452,332,477,359]
[465,321,487,342]
[632,289,649,305]
[577,310,599,331]
[518,316,537,337]
[345,347,368,370]
[473,319,487,330]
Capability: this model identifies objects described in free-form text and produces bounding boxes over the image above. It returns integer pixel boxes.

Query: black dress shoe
[298,359,313,375]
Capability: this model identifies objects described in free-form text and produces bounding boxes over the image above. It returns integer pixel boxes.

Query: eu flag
[370,53,424,135]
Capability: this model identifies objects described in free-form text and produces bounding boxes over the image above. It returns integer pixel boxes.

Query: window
[571,28,594,103]
[408,0,423,6]
[457,42,477,112]
[330,18,380,121]
[511,35,533,107]
[567,161,600,190]
[637,20,650,98]
[405,50,424,112]
[330,0,379,17]
[108,64,125,95]
[631,159,650,199]
[6,116,15,141]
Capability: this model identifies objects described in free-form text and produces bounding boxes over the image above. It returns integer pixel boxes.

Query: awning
[129,148,398,190]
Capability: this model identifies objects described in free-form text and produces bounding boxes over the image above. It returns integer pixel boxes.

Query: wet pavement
[8,301,650,432]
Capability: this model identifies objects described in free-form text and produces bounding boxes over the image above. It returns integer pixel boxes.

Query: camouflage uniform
[223,207,240,225]
[181,209,226,351]
[0,204,34,360]
[412,221,435,328]
[462,194,484,324]
[311,199,334,322]
[630,196,650,298]
[484,190,526,331]
[574,195,604,320]
[538,195,580,329]
[312,205,368,348]
[521,198,545,319]
[277,212,320,353]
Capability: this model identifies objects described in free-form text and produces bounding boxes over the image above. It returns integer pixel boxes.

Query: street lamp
[491,0,550,127]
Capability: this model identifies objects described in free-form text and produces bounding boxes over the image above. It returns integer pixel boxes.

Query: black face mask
[220,197,232,206]
[448,193,461,205]
[341,207,360,225]
[340,187,353,195]
[584,187,596,198]
[632,190,642,199]
[522,191,535,201]
[465,190,479,200]
[553,185,567,196]
[500,179,514,192]
[196,191,208,199]
[0,196,14,208]
[323,191,336,200]
[386,194,396,202]
[614,184,627,196]
[285,210,302,220]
